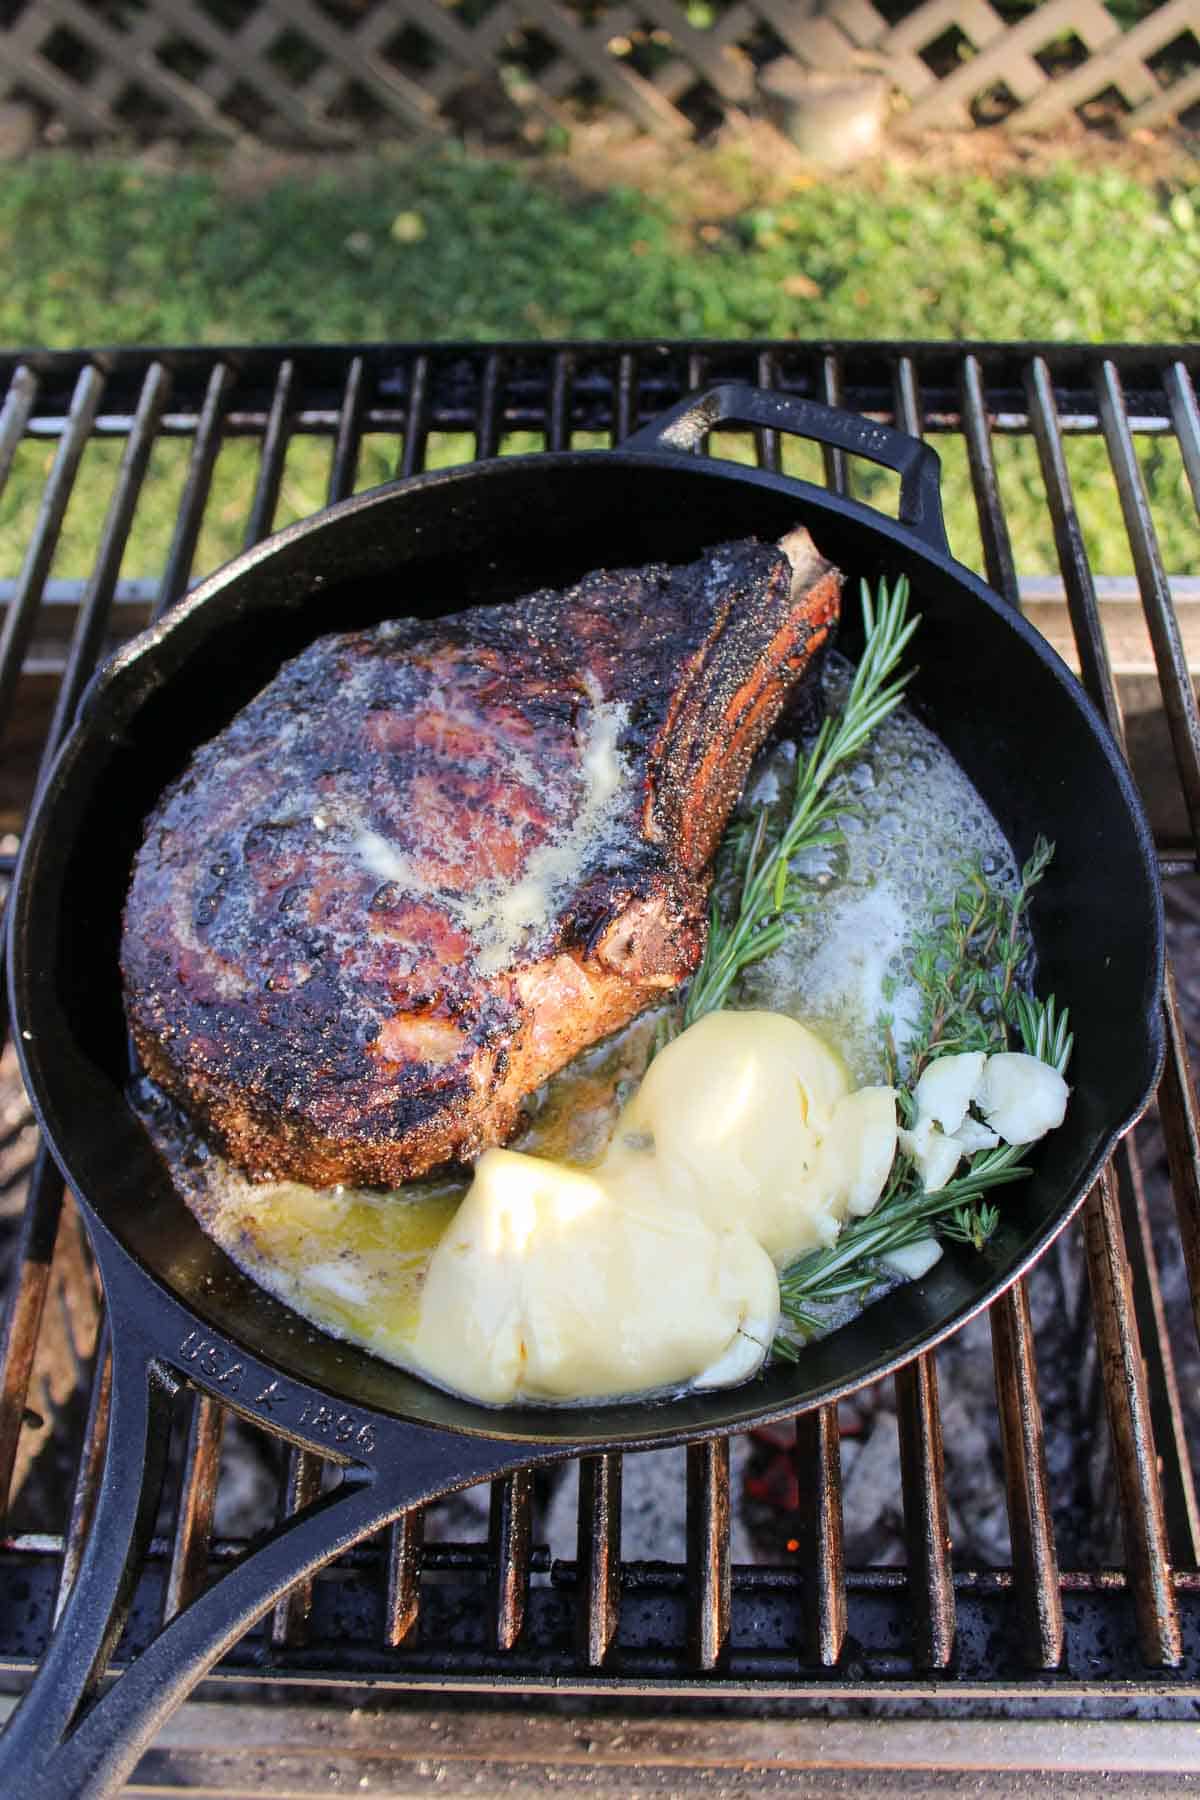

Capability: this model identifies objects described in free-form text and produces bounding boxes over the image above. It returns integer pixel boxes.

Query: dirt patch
[188,107,1200,228]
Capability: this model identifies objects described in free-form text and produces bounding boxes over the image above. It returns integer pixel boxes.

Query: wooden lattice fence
[0,0,1197,144]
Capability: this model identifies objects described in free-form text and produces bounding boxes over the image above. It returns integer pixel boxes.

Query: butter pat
[412,1147,778,1404]
[411,1010,901,1404]
[623,1010,893,1258]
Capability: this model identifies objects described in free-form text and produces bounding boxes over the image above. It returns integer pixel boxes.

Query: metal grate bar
[163,1396,228,1624]
[1083,1166,1183,1665]
[1096,359,1200,848]
[0,1151,67,1517]
[52,1317,111,1626]
[686,1437,731,1670]
[818,354,848,495]
[687,351,708,453]
[794,1407,847,1667]
[613,352,637,444]
[475,354,505,461]
[155,362,236,620]
[0,363,104,735]
[895,1355,956,1670]
[893,353,924,443]
[889,352,957,1674]
[243,367,373,1650]
[1159,969,1200,1359]
[328,356,366,504]
[1162,361,1200,512]
[576,1453,622,1669]
[990,1283,1065,1667]
[0,365,39,499]
[384,355,433,1636]
[40,362,172,776]
[960,353,1019,608]
[547,352,574,453]
[489,1469,534,1652]
[1118,1131,1200,1567]
[383,1506,424,1649]
[270,1448,325,1649]
[754,348,780,473]
[1025,356,1125,745]
[243,359,295,550]
[399,354,432,480]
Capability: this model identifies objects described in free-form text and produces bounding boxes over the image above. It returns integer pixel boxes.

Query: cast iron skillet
[2,386,1163,1796]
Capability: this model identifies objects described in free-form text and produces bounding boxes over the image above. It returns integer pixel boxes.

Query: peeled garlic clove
[976,1052,1069,1145]
[881,1237,944,1280]
[899,1116,933,1158]
[954,1115,1000,1154]
[912,1051,986,1136]
[692,1315,773,1390]
[826,1085,898,1217]
[899,1122,965,1193]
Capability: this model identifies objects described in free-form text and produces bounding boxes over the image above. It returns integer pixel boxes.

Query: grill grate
[0,340,1199,1719]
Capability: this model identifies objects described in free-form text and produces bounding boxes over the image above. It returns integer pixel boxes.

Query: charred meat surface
[122,531,841,1185]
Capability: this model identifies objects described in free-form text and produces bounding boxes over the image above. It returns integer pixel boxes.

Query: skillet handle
[0,1240,536,1800]
[0,1325,178,1798]
[622,382,949,556]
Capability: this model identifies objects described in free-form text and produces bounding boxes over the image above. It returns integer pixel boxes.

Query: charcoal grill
[0,339,1198,1791]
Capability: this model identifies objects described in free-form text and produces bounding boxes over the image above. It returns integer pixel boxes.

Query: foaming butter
[738,657,1019,1083]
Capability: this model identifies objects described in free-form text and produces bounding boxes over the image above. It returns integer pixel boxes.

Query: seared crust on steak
[123,531,841,1185]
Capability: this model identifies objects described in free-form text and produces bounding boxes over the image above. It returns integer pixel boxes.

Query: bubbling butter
[738,657,1020,1084]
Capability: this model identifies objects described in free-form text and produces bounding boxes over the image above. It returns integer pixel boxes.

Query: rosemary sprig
[1012,989,1074,1075]
[775,1142,1030,1347]
[683,574,919,1029]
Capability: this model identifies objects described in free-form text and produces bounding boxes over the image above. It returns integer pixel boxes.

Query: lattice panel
[0,0,1197,144]
[810,0,1200,133]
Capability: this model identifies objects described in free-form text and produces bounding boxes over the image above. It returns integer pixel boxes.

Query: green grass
[3,150,1197,345]
[0,147,1197,584]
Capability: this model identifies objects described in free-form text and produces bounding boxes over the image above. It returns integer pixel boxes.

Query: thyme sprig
[903,835,1055,1083]
[776,843,1072,1350]
[683,574,919,1029]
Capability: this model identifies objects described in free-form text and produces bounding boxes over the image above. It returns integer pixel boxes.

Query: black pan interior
[11,452,1163,1446]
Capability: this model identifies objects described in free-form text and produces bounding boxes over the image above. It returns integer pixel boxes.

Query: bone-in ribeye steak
[122,530,841,1186]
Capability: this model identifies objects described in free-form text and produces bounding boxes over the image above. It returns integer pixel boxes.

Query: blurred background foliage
[0,142,1196,581]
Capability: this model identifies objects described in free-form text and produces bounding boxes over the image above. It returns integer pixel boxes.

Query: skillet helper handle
[0,1323,400,1800]
[0,1229,543,1800]
[623,382,949,556]
[0,1328,177,1798]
